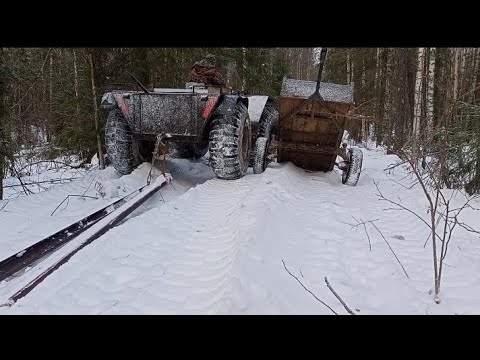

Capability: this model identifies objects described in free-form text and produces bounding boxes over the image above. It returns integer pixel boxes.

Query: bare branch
[17,159,85,174]
[400,150,434,210]
[423,232,431,248]
[81,177,96,197]
[375,181,439,238]
[343,216,377,251]
[442,218,458,261]
[370,222,410,279]
[0,200,9,212]
[3,177,80,188]
[9,165,33,196]
[425,206,449,248]
[456,221,480,234]
[384,160,408,172]
[438,200,450,281]
[385,174,418,190]
[282,260,338,315]
[51,194,98,216]
[361,220,373,252]
[324,277,356,315]
[441,262,456,268]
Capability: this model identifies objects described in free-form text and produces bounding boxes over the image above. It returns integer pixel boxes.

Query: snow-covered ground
[1,148,480,314]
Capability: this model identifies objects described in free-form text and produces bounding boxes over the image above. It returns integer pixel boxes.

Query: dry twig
[324,277,356,315]
[282,260,338,315]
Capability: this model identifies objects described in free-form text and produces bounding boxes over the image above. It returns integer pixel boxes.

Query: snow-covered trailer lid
[280,77,354,105]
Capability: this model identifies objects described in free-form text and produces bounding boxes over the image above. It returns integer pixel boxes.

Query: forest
[1,47,480,199]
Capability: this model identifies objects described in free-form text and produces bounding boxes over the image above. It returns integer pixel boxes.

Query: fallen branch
[3,177,81,188]
[384,159,408,172]
[51,194,98,216]
[81,177,96,197]
[282,260,338,315]
[0,200,9,212]
[342,216,378,252]
[18,159,86,174]
[10,166,33,196]
[361,220,373,251]
[324,277,356,315]
[370,222,410,279]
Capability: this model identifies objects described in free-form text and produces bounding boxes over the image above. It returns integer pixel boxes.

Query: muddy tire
[257,103,279,138]
[209,101,251,180]
[253,137,270,174]
[105,109,137,175]
[342,147,363,186]
[249,103,278,166]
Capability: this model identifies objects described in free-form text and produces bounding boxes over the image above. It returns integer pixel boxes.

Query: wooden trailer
[252,48,364,186]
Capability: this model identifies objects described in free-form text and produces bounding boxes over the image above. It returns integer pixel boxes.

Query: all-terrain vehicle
[101,48,362,185]
[100,82,277,180]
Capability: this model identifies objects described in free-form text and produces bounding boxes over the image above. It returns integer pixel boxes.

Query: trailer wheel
[253,137,270,174]
[249,103,279,167]
[258,103,279,139]
[342,147,363,186]
[209,101,251,180]
[105,109,137,175]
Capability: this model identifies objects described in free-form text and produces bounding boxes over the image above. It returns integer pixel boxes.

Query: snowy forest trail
[1,148,480,314]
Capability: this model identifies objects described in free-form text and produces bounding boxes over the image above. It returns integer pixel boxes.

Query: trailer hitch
[147,133,172,185]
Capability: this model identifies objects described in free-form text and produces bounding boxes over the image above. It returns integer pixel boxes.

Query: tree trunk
[242,47,247,91]
[392,48,407,151]
[48,50,53,142]
[474,48,480,104]
[413,47,425,166]
[453,48,460,102]
[89,53,105,170]
[72,49,80,114]
[375,48,389,145]
[0,48,5,199]
[426,48,436,132]
[346,51,352,84]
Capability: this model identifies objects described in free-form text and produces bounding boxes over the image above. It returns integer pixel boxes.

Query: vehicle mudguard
[200,94,249,141]
[214,95,249,117]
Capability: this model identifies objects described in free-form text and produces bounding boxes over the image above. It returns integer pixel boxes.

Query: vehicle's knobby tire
[253,137,270,174]
[249,103,279,167]
[105,109,137,175]
[342,147,363,186]
[257,103,279,138]
[209,101,251,180]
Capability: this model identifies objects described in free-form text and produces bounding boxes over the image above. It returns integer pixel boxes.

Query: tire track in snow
[4,150,480,314]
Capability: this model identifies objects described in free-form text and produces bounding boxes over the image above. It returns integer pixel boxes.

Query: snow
[281,78,354,104]
[247,96,269,123]
[1,148,480,314]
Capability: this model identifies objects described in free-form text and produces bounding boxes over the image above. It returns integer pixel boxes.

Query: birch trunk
[413,47,425,165]
[426,48,436,131]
